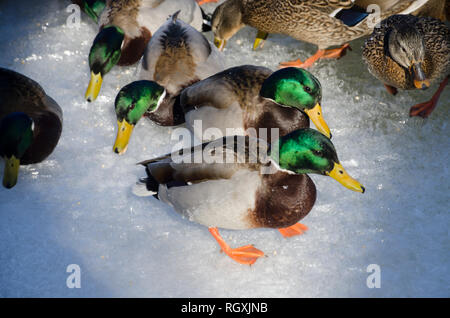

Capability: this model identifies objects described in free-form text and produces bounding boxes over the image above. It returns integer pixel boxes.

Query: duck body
[135,129,365,264]
[411,0,448,21]
[180,65,328,144]
[98,0,204,66]
[216,0,423,47]
[363,14,449,90]
[137,135,316,230]
[362,14,449,117]
[0,68,63,165]
[212,0,443,68]
[139,13,225,126]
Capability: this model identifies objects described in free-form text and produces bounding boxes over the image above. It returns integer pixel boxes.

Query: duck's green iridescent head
[260,67,331,138]
[271,128,365,193]
[83,0,106,23]
[113,81,166,155]
[85,25,124,102]
[0,112,34,189]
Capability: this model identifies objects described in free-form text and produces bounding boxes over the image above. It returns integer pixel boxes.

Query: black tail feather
[200,7,212,33]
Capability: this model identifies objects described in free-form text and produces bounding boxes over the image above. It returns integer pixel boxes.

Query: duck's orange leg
[279,44,351,69]
[321,43,352,59]
[410,76,448,118]
[209,227,264,265]
[278,223,309,238]
[279,50,326,69]
[196,0,218,5]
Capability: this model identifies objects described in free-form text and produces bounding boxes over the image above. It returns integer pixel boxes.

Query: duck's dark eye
[313,150,322,156]
[129,103,135,111]
[305,86,312,93]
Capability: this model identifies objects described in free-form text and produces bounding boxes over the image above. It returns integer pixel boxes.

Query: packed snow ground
[0,0,448,297]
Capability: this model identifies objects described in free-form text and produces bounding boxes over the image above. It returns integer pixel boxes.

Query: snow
[0,0,449,297]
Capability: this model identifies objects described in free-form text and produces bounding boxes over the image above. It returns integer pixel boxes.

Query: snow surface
[0,0,448,297]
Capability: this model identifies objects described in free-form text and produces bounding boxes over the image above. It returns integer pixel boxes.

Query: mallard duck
[85,0,207,102]
[113,12,225,154]
[180,65,331,144]
[211,0,444,68]
[71,0,106,23]
[134,129,365,264]
[363,15,449,118]
[0,68,63,189]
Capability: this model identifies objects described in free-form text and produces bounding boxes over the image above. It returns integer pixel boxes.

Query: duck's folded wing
[138,135,270,185]
[179,75,238,113]
[180,65,272,113]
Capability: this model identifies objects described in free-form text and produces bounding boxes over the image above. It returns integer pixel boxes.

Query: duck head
[85,25,125,102]
[271,128,365,193]
[114,81,166,155]
[260,67,331,138]
[82,0,106,23]
[0,113,34,189]
[211,0,244,51]
[388,23,430,90]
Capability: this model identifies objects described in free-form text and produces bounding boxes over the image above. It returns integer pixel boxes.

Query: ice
[0,0,449,297]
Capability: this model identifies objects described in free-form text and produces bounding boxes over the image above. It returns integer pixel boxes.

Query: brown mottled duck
[211,0,447,68]
[363,14,449,118]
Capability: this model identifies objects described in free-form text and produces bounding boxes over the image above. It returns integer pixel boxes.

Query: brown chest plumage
[118,27,152,66]
[145,94,185,126]
[249,171,317,229]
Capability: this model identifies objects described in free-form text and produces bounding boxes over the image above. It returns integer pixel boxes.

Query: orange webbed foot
[321,43,352,59]
[410,100,437,118]
[279,50,326,69]
[410,76,448,118]
[209,227,264,265]
[196,0,218,5]
[278,223,309,238]
[224,245,265,265]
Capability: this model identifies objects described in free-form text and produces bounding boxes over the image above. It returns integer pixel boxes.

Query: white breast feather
[158,170,261,230]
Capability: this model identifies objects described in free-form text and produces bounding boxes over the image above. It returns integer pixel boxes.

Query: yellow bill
[411,63,430,90]
[304,103,332,139]
[326,162,365,193]
[214,37,227,51]
[414,79,430,90]
[3,156,20,189]
[253,30,268,50]
[113,120,134,155]
[85,71,103,102]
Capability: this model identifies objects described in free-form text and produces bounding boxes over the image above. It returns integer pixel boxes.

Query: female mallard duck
[113,12,225,154]
[71,0,106,23]
[134,129,365,264]
[0,68,63,189]
[85,0,208,102]
[211,0,445,68]
[180,65,331,144]
[362,15,449,118]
